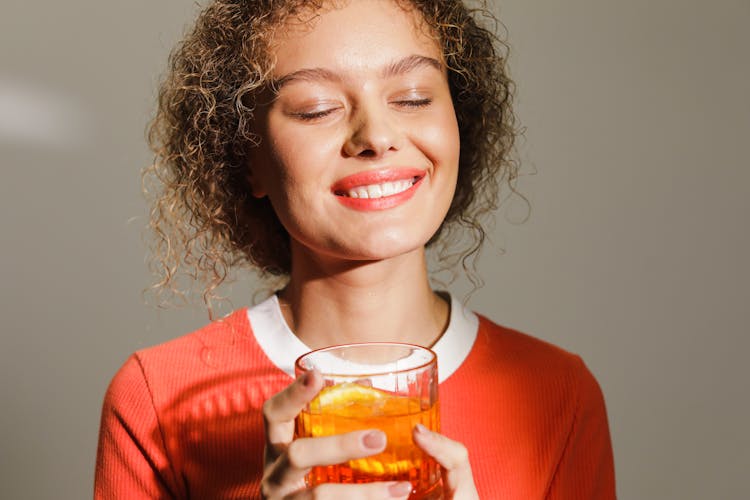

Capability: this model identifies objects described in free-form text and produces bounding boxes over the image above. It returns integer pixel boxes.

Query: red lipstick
[331,168,426,211]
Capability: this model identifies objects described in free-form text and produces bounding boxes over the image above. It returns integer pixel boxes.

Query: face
[249,0,460,268]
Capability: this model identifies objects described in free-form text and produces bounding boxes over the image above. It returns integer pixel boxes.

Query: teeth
[346,180,414,199]
[368,184,383,198]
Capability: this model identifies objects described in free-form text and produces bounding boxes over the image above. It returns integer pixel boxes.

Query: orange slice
[311,382,387,411]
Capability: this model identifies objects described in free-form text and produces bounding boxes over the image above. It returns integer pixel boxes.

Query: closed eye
[290,107,341,121]
[393,98,432,108]
[293,110,332,120]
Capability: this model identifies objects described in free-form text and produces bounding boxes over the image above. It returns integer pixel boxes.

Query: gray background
[1,0,748,498]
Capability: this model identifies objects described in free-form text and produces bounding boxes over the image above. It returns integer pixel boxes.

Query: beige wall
[1,1,748,498]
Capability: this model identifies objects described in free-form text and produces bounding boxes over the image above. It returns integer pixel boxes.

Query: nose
[342,104,401,159]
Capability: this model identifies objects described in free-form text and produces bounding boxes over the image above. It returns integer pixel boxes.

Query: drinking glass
[295,343,442,499]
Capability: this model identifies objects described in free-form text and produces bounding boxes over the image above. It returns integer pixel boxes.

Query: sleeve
[546,356,617,499]
[94,355,181,499]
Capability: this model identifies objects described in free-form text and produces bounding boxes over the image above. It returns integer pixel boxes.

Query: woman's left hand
[412,424,479,500]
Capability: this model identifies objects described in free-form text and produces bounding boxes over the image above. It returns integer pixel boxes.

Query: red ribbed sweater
[95,309,615,499]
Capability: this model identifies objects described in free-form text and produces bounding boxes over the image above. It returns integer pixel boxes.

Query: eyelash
[291,97,432,121]
[393,97,432,108]
[293,109,336,121]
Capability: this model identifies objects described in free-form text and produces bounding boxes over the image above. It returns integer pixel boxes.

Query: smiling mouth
[335,177,420,199]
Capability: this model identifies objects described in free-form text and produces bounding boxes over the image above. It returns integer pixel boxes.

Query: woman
[95,0,615,498]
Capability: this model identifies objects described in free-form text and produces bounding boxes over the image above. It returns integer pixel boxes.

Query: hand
[261,371,413,499]
[413,424,479,500]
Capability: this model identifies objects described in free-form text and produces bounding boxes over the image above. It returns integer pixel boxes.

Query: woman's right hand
[260,370,413,499]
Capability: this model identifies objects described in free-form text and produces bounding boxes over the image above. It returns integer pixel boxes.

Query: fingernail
[299,372,312,387]
[415,423,429,435]
[388,481,412,497]
[362,430,386,449]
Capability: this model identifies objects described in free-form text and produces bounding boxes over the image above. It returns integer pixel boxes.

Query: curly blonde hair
[145,0,519,308]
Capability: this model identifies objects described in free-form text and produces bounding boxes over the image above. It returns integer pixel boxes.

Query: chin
[342,229,434,262]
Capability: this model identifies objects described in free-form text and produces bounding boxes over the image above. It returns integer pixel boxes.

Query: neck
[278,246,449,349]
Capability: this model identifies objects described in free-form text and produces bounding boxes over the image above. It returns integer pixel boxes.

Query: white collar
[247,293,478,383]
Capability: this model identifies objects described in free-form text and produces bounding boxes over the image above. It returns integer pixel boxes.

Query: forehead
[268,0,441,77]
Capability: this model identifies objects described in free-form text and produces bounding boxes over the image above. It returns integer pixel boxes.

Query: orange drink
[295,344,442,499]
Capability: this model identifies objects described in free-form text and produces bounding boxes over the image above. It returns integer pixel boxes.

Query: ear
[247,169,267,198]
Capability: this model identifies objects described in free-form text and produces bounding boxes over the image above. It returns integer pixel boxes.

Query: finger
[263,370,323,452]
[264,430,387,490]
[285,481,413,500]
[264,370,323,425]
[413,424,478,498]
[413,424,469,470]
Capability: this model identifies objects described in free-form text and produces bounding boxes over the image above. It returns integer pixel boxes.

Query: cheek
[260,131,338,223]
[267,125,341,179]
[259,136,312,201]
[421,112,461,174]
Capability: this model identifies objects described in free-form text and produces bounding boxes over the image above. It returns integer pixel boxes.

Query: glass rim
[294,342,437,378]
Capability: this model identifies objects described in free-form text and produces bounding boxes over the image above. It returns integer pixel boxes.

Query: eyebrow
[272,54,444,90]
[382,54,443,78]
